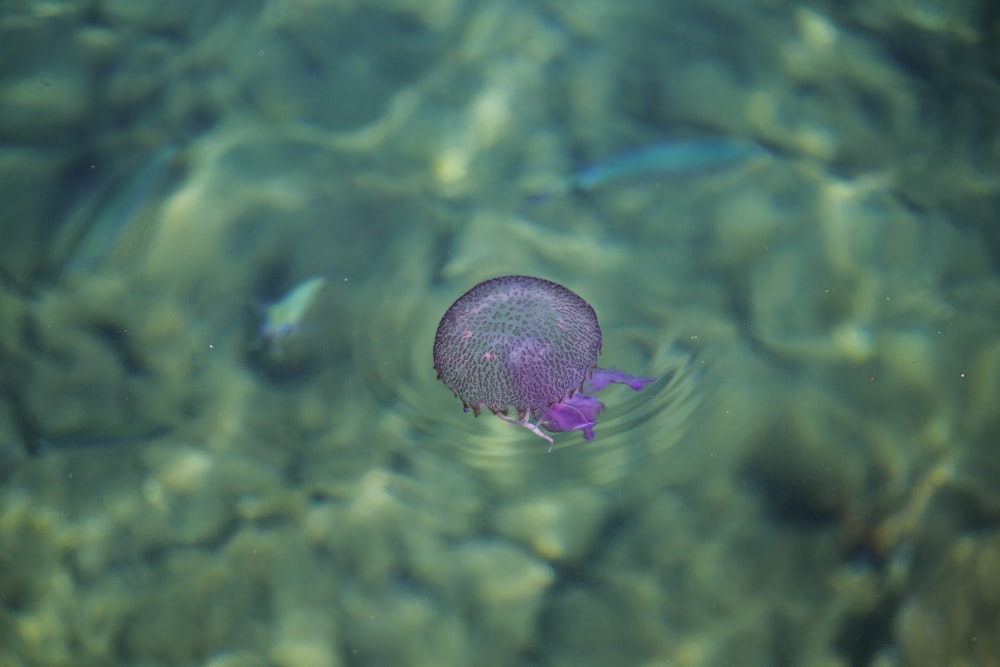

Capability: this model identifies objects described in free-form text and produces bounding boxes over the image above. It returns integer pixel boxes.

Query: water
[1,1,999,666]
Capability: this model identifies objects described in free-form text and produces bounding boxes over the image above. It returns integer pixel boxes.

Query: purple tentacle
[587,367,657,393]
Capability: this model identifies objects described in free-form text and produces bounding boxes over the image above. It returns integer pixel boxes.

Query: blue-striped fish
[60,143,179,276]
[1,426,169,459]
[527,137,768,203]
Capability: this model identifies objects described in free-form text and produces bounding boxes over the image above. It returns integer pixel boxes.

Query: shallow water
[2,1,999,666]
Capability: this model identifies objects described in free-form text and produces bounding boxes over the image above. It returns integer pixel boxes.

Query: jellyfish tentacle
[494,412,555,452]
[536,395,604,441]
[587,367,657,393]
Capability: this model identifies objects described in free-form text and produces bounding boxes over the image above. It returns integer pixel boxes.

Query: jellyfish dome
[433,275,601,414]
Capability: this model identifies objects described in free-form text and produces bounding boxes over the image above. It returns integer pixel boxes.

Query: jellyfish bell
[433,275,655,451]
[434,275,599,410]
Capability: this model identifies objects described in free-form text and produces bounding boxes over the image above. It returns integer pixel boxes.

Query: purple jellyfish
[433,275,655,451]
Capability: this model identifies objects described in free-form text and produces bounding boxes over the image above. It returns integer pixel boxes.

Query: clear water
[1,1,998,665]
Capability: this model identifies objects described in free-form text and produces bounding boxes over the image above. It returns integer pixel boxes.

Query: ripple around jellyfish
[351,257,703,494]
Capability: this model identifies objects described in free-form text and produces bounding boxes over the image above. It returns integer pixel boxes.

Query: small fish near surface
[526,136,769,204]
[255,275,329,358]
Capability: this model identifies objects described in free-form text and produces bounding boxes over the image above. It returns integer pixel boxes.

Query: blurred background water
[1,1,999,665]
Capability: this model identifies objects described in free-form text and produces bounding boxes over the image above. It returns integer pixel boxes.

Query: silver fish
[257,275,328,356]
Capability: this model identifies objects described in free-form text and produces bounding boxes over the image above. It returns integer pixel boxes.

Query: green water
[1,1,999,666]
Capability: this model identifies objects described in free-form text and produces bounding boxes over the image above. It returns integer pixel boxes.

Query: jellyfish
[433,275,655,451]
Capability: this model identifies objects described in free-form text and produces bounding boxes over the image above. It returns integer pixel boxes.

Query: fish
[526,137,768,203]
[0,426,169,460]
[256,275,328,356]
[57,143,179,276]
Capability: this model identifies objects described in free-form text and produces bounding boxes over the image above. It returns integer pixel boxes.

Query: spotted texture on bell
[433,275,602,416]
